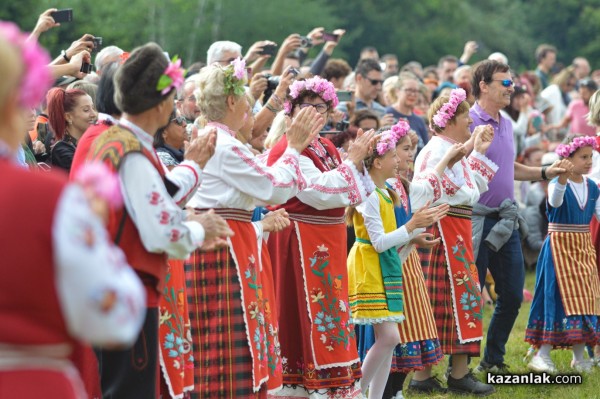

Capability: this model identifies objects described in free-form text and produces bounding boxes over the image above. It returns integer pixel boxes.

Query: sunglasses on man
[490,79,514,88]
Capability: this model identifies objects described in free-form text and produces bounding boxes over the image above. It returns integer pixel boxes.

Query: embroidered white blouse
[295,139,375,209]
[117,119,205,259]
[411,135,499,211]
[188,124,306,211]
[55,184,145,345]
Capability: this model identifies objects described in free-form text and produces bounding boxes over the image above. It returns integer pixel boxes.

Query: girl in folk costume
[0,22,146,399]
[412,88,498,396]
[525,136,600,373]
[359,128,467,399]
[185,59,323,398]
[347,121,448,399]
[266,77,377,399]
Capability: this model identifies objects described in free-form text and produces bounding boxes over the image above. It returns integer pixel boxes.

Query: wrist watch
[61,49,70,62]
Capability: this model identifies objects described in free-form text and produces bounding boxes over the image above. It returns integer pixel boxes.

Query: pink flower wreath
[430,88,467,130]
[555,136,599,158]
[284,76,338,114]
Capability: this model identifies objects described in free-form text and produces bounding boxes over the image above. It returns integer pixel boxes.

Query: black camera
[80,62,93,74]
[335,120,349,132]
[263,68,299,102]
[299,36,312,49]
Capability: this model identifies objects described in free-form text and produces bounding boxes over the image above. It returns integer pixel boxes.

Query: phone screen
[322,32,338,42]
[336,91,352,102]
[51,9,73,23]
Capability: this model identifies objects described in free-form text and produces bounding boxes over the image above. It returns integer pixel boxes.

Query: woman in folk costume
[412,88,498,396]
[184,59,324,398]
[525,136,600,374]
[0,22,146,398]
[359,126,468,399]
[266,76,377,399]
[347,121,448,399]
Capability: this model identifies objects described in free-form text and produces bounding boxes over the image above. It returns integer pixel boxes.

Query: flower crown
[431,88,467,130]
[156,56,185,95]
[0,22,52,108]
[284,76,339,114]
[555,136,599,158]
[376,120,411,155]
[223,57,247,96]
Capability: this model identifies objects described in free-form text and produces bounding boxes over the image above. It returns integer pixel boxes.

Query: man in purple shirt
[469,60,564,373]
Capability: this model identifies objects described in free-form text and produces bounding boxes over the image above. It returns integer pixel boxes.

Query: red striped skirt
[422,224,481,356]
[185,247,266,399]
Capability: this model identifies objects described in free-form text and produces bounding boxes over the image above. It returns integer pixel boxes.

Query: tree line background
[2,0,600,72]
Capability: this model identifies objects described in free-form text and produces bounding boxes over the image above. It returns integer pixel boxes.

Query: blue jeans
[476,216,525,365]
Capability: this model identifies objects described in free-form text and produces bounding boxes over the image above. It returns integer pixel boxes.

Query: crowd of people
[3,7,600,399]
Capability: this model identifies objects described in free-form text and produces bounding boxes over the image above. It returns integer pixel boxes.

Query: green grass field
[406,271,600,399]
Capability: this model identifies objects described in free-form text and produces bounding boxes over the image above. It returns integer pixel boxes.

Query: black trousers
[96,307,158,399]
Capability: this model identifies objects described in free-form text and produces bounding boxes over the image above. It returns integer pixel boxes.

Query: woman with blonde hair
[185,59,324,398]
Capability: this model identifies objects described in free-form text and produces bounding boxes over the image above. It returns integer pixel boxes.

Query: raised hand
[286,106,324,152]
[547,159,569,182]
[441,142,467,170]
[184,127,217,168]
[346,128,377,171]
[473,124,494,154]
[29,8,60,40]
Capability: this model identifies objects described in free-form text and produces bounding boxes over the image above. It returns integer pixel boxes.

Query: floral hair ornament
[0,22,52,108]
[74,162,124,209]
[431,88,467,129]
[223,57,247,96]
[555,136,599,158]
[284,76,339,114]
[156,56,185,96]
[376,119,411,155]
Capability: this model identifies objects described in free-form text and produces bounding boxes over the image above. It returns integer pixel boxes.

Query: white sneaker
[571,359,594,373]
[528,354,557,374]
[394,392,405,399]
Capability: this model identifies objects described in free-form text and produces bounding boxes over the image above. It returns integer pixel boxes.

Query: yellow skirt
[347,241,404,324]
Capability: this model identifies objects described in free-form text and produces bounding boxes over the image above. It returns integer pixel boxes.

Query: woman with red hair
[47,87,96,172]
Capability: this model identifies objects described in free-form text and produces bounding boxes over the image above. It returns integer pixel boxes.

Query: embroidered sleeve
[54,185,146,346]
[120,153,205,259]
[467,151,499,194]
[441,166,465,196]
[411,170,442,207]
[219,145,306,205]
[166,160,202,207]
[296,158,367,209]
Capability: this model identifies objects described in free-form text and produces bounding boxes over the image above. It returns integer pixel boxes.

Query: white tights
[360,322,400,399]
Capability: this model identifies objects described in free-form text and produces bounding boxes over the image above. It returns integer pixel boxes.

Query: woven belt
[548,223,590,233]
[288,213,345,225]
[447,205,473,219]
[193,208,253,222]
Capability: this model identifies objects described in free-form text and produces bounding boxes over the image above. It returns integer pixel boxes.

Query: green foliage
[1,0,600,72]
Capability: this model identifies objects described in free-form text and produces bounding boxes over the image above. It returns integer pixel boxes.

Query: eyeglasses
[366,77,384,86]
[491,79,514,88]
[402,88,419,94]
[171,116,186,126]
[298,103,329,114]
